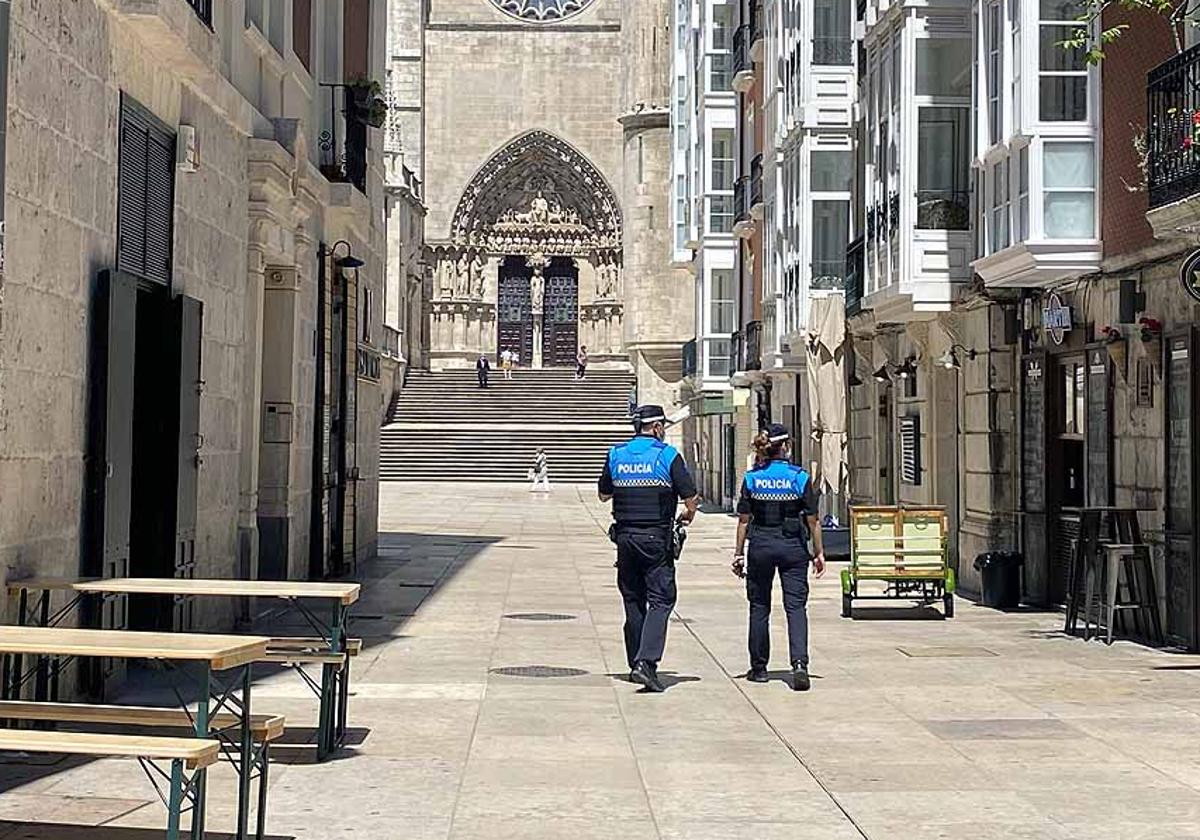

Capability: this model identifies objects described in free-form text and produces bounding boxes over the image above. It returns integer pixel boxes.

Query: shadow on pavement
[847,605,946,621]
[0,824,295,840]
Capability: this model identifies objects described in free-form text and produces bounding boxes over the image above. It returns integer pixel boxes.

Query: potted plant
[346,76,388,129]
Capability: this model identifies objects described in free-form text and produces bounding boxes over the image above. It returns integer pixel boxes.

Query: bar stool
[1083,543,1163,646]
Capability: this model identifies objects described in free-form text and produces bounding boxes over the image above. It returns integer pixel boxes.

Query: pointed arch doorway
[497,255,578,368]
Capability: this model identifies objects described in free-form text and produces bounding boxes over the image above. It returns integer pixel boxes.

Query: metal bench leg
[167,759,184,840]
[256,743,271,840]
[237,667,253,840]
[1083,566,1097,641]
[317,662,335,761]
[1105,552,1121,646]
[337,657,351,745]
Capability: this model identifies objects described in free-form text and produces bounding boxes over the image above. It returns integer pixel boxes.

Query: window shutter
[899,414,922,486]
[117,96,175,286]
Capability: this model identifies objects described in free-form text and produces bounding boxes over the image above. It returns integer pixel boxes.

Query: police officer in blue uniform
[732,424,825,691]
[599,405,699,693]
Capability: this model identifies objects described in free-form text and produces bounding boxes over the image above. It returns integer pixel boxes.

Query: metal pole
[237,665,253,840]
[310,245,328,580]
[190,665,210,840]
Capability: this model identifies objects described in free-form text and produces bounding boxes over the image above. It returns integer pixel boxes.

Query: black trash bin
[974,552,1023,609]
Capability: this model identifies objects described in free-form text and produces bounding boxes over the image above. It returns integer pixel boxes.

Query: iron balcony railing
[734,176,752,224]
[813,37,853,66]
[916,190,970,230]
[1147,43,1200,209]
[187,0,212,26]
[733,25,752,77]
[811,260,845,291]
[750,154,763,208]
[682,339,698,378]
[744,320,763,371]
[845,236,865,317]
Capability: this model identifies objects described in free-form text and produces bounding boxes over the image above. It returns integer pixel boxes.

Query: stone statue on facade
[530,191,549,225]
[454,251,471,298]
[470,252,487,299]
[436,255,454,298]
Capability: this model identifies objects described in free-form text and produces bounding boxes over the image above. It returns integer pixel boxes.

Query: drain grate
[490,665,589,678]
[504,613,577,622]
[898,645,998,658]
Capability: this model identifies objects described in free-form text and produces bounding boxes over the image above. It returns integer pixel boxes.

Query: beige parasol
[805,295,848,496]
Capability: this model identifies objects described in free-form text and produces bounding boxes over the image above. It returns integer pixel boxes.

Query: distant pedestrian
[575,345,589,380]
[730,424,825,692]
[476,354,491,388]
[530,448,551,492]
[501,349,514,380]
[627,384,637,418]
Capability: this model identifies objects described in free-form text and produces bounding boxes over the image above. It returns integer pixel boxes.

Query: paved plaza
[4,483,1200,839]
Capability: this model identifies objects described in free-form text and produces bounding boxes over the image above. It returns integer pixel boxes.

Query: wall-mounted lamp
[324,239,364,269]
[872,365,891,383]
[936,344,978,370]
[849,369,864,387]
[895,356,919,379]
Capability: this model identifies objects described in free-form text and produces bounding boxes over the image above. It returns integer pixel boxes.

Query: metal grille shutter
[899,414,921,486]
[117,96,175,285]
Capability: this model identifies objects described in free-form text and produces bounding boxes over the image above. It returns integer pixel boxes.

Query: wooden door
[542,260,578,367]
[498,258,533,366]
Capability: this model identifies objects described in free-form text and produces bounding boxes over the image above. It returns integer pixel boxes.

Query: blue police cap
[765,423,790,443]
[633,404,667,424]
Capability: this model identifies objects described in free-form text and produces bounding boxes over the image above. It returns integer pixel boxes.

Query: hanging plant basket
[345,77,388,129]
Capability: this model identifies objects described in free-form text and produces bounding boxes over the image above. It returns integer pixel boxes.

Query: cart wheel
[943,592,955,619]
[842,594,852,619]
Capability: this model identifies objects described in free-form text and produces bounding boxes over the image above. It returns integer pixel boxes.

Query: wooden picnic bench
[841,505,955,618]
[0,728,218,840]
[6,577,361,760]
[0,626,269,840]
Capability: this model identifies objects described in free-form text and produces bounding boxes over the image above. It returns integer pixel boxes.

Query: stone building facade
[0,0,387,642]
[418,0,692,420]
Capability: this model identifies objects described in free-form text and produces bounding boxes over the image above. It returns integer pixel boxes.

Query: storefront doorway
[1165,329,1199,650]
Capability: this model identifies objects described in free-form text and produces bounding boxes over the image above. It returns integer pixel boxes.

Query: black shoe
[792,663,811,692]
[747,667,769,683]
[631,661,665,693]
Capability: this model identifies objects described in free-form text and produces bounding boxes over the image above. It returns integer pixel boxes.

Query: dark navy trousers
[746,537,811,669]
[615,526,676,668]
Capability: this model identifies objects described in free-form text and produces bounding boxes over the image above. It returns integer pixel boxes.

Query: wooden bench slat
[260,651,347,667]
[0,729,218,769]
[0,701,285,742]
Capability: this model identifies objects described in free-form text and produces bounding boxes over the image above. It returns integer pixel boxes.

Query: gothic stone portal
[498,256,579,368]
[429,131,625,370]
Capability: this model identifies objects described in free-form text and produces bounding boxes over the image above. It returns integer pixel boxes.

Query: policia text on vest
[598,405,699,694]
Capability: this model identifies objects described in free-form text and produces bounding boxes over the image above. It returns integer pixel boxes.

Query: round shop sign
[1042,292,1073,346]
[1179,248,1200,303]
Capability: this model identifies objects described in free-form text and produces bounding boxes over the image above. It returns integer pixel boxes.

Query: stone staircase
[380,368,636,483]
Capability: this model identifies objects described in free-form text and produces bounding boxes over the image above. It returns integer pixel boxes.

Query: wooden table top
[0,626,269,671]
[7,577,361,605]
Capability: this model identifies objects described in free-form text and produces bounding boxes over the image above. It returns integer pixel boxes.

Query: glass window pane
[1044,191,1094,237]
[916,39,972,97]
[1039,76,1087,121]
[1018,196,1029,241]
[1043,141,1094,187]
[811,150,853,191]
[916,107,970,229]
[713,3,733,49]
[813,0,852,65]
[1019,146,1030,191]
[812,199,849,289]
[709,195,734,232]
[1039,25,1086,70]
[1040,0,1084,20]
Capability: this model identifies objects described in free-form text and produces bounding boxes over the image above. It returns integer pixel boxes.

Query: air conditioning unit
[177,124,199,172]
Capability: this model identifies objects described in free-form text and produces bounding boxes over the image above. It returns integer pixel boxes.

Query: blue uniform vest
[743,460,812,535]
[608,436,679,526]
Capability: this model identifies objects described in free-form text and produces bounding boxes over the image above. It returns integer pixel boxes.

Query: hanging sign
[1179,248,1200,303]
[1042,292,1073,346]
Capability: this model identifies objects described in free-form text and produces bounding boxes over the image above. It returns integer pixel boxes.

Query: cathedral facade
[415,0,693,412]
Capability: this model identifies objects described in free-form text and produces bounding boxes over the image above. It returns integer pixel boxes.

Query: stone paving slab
[3,482,1200,838]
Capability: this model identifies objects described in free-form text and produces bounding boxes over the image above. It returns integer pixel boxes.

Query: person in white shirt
[501,349,514,380]
[530,448,551,492]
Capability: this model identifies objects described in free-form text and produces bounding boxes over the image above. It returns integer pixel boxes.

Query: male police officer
[732,423,824,691]
[599,405,699,693]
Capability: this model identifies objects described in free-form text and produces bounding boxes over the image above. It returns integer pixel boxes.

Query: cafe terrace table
[6,578,360,759]
[0,625,268,840]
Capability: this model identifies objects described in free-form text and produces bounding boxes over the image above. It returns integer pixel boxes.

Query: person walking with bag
[529,448,551,492]
[731,424,825,691]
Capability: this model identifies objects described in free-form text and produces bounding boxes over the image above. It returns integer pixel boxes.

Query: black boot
[747,667,769,683]
[631,661,665,693]
[792,662,811,692]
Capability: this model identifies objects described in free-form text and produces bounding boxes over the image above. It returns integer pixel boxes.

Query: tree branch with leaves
[1062,0,1195,62]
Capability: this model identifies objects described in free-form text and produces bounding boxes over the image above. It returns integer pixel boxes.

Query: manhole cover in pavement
[490,665,589,678]
[897,645,998,658]
[504,613,577,621]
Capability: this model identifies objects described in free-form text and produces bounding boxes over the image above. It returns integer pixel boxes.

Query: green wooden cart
[840,505,955,618]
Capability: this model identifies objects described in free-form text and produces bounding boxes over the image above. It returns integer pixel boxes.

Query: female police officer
[731,424,825,691]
